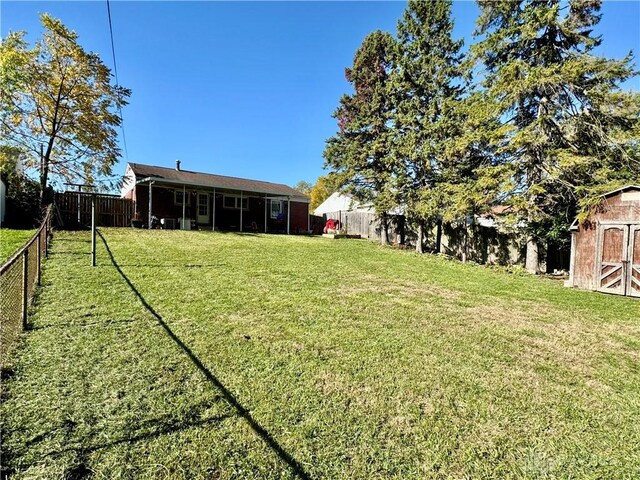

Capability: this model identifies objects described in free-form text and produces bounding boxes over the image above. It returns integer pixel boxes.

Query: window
[198,193,208,216]
[224,195,236,209]
[223,195,249,210]
[174,190,191,206]
[270,200,282,219]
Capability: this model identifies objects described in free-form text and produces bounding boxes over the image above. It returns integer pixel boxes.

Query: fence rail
[55,191,133,228]
[0,206,52,371]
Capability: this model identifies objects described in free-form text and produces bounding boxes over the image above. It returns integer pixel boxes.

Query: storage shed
[568,185,640,297]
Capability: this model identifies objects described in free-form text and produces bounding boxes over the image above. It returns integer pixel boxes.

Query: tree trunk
[415,222,424,254]
[525,236,540,274]
[380,214,389,246]
[39,159,49,207]
[435,218,442,254]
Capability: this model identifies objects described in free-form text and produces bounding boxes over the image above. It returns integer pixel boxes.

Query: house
[567,185,640,297]
[121,161,310,233]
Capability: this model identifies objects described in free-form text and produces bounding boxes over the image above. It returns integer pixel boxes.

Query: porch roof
[129,162,309,202]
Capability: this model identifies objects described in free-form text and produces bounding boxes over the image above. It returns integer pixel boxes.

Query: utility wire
[106,0,129,161]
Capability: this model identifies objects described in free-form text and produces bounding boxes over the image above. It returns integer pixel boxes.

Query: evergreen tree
[324,31,399,245]
[473,0,640,272]
[392,0,467,253]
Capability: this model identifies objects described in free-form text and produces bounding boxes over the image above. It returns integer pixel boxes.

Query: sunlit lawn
[0,229,35,263]
[1,228,639,479]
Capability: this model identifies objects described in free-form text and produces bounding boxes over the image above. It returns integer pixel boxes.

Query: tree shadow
[96,230,311,480]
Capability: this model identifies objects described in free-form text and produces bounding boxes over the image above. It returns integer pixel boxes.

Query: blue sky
[2,1,639,190]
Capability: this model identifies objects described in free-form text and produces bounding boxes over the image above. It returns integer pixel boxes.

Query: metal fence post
[44,219,49,258]
[22,248,29,330]
[37,230,42,286]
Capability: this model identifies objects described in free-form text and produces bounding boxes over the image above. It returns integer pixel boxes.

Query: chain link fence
[1,206,52,372]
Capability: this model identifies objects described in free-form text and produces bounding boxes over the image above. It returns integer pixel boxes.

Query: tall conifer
[473,0,640,271]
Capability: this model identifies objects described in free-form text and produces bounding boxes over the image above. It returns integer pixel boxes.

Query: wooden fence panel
[55,192,133,228]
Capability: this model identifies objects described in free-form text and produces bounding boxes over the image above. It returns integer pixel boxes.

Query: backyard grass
[1,228,639,479]
[0,228,35,263]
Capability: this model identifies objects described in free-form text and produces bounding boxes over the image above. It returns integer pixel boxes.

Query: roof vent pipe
[175,159,181,171]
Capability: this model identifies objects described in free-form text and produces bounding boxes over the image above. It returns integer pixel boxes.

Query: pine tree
[392,0,468,253]
[473,0,640,272]
[324,31,398,245]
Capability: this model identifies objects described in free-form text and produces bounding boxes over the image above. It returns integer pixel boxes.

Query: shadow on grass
[97,230,311,480]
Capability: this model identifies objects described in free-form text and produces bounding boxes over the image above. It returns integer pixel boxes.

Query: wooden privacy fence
[0,206,52,371]
[323,210,405,244]
[55,191,133,228]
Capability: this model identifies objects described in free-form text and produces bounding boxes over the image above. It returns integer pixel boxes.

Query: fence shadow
[96,230,311,480]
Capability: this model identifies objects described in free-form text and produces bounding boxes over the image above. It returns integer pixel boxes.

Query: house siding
[290,201,309,232]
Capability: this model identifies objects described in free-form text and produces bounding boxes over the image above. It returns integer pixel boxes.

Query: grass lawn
[1,229,639,479]
[0,228,35,263]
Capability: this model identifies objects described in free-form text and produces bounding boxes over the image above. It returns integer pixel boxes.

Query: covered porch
[135,178,308,234]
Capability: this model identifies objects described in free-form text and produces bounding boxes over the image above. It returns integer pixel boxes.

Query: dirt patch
[342,274,461,301]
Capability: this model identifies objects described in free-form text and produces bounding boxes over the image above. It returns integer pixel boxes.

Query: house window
[198,193,208,216]
[224,195,236,209]
[270,200,282,219]
[174,190,191,206]
[223,195,249,210]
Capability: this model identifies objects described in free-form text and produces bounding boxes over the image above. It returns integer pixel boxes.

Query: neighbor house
[121,161,310,233]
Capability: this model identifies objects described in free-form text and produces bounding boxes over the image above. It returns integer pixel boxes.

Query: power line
[106,0,129,161]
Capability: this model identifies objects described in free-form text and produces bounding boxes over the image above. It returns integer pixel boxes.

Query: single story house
[568,185,640,297]
[121,161,310,233]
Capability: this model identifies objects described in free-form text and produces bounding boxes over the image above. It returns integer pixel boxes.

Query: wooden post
[36,230,42,286]
[91,194,96,267]
[287,197,290,235]
[239,191,243,232]
[264,195,268,233]
[307,203,310,233]
[22,248,29,329]
[148,182,153,229]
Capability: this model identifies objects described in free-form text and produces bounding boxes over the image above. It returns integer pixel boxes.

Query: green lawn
[0,228,35,263]
[1,229,639,479]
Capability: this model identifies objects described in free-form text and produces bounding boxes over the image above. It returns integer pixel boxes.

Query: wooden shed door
[596,225,629,295]
[628,225,640,298]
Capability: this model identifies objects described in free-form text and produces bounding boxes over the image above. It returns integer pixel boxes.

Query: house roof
[313,192,361,215]
[127,162,309,200]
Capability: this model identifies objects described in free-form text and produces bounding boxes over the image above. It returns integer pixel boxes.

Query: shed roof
[568,185,640,231]
[600,184,640,198]
[128,162,309,200]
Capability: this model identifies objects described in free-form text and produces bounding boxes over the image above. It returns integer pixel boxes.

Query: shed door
[596,225,629,296]
[628,225,640,298]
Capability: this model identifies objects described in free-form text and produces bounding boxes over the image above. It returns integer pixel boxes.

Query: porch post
[287,197,291,235]
[212,188,216,231]
[239,191,243,232]
[264,194,268,233]
[148,181,153,229]
[307,203,310,233]
[182,184,186,229]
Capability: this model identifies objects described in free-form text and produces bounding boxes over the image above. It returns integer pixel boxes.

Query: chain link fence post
[22,248,29,330]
